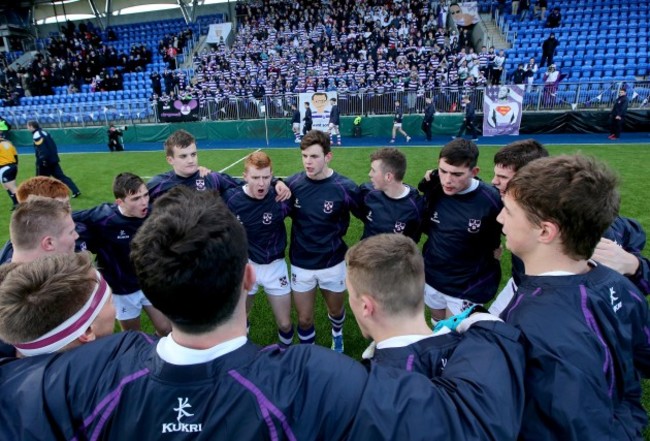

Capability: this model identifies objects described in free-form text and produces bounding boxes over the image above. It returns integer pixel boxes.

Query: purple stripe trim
[530,287,542,297]
[405,354,415,372]
[139,332,155,345]
[580,286,615,398]
[229,370,297,441]
[505,293,525,323]
[629,290,644,303]
[261,344,280,352]
[72,368,150,441]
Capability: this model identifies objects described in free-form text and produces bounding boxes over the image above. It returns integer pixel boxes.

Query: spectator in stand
[536,0,548,21]
[540,33,559,68]
[511,63,526,85]
[492,49,506,85]
[545,7,561,28]
[524,57,538,92]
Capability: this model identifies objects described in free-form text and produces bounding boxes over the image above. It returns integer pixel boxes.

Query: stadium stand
[0,0,647,127]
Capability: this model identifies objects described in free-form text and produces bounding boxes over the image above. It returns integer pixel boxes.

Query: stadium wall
[8,111,649,147]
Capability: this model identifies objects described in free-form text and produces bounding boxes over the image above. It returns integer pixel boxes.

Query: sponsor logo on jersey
[393,221,406,234]
[467,219,481,233]
[263,212,273,225]
[610,287,622,313]
[117,230,130,240]
[279,275,288,287]
[195,179,206,191]
[323,200,334,214]
[431,211,440,224]
[162,397,203,434]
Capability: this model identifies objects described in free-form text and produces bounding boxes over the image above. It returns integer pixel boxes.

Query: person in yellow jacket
[0,133,18,210]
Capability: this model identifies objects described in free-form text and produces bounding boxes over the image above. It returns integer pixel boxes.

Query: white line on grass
[219,148,261,173]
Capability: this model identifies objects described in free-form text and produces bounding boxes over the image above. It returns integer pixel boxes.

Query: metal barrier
[4,80,648,129]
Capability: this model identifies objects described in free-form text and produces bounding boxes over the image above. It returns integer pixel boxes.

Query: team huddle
[0,128,648,440]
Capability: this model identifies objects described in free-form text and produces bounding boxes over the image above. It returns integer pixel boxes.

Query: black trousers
[457,118,478,138]
[37,162,80,194]
[421,120,432,141]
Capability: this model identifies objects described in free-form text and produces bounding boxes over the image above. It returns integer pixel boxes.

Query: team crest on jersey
[195,179,206,191]
[263,212,273,225]
[393,221,406,233]
[279,276,288,287]
[467,219,481,233]
[323,201,334,214]
[610,287,622,313]
[294,198,301,208]
[161,397,203,434]
[460,300,475,311]
[366,210,373,222]
[117,230,130,240]
[431,211,440,224]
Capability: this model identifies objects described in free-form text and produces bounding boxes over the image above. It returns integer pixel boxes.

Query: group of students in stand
[0,128,648,440]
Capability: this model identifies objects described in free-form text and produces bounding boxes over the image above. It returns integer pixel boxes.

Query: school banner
[158,98,200,122]
[299,92,338,133]
[483,85,524,136]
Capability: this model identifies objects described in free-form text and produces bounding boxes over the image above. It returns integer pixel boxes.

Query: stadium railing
[3,80,647,129]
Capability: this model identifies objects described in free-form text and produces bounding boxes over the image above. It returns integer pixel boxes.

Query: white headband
[15,271,111,356]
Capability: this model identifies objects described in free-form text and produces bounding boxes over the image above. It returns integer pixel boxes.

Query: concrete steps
[480,13,510,50]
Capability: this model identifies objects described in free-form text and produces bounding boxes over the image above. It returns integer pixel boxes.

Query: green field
[4,141,650,435]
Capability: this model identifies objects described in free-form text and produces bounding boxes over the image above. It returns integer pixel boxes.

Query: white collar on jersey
[156,334,247,365]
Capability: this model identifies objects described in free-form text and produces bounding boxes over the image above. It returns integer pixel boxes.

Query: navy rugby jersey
[224,186,291,264]
[351,320,525,441]
[73,203,146,294]
[502,263,650,440]
[0,333,367,440]
[357,182,424,242]
[286,171,361,269]
[147,170,243,201]
[421,179,503,303]
[393,106,404,123]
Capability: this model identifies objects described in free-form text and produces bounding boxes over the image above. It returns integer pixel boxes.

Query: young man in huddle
[0,252,115,359]
[498,155,650,440]
[285,130,361,352]
[0,176,72,265]
[418,139,502,322]
[345,233,526,440]
[358,147,424,242]
[73,172,171,335]
[0,187,367,440]
[489,139,650,315]
[147,129,289,202]
[224,152,292,345]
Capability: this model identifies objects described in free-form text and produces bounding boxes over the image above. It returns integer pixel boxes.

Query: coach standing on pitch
[27,120,81,198]
[608,88,628,140]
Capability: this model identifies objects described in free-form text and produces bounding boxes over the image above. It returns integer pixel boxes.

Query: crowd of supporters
[180,0,506,114]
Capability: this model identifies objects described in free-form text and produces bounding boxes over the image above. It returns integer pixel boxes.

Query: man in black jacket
[454,96,478,141]
[540,33,559,67]
[421,96,435,141]
[27,120,81,197]
[608,88,628,140]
